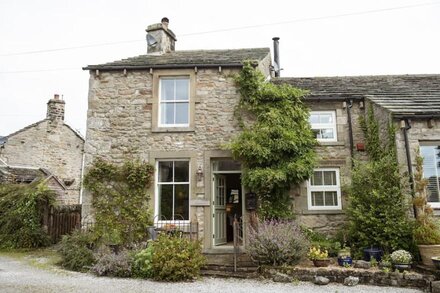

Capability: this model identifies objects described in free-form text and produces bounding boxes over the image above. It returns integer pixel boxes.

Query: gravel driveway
[0,256,422,293]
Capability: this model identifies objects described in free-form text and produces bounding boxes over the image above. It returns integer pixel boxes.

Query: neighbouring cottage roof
[0,164,67,189]
[83,48,271,70]
[274,74,440,118]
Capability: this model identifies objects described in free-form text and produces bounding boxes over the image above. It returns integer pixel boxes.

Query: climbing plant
[84,158,154,245]
[228,61,317,219]
[347,105,414,254]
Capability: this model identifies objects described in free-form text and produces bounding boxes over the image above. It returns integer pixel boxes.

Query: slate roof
[274,74,440,118]
[0,166,48,183]
[83,48,270,70]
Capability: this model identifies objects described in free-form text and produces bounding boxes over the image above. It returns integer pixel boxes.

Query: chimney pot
[161,17,169,30]
[54,94,60,100]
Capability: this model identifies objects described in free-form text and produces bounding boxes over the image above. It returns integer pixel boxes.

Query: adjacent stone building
[82,17,440,249]
[0,95,85,204]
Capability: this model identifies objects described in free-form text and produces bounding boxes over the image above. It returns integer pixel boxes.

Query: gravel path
[0,256,422,293]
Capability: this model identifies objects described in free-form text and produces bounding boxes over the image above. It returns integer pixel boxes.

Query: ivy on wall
[347,105,414,254]
[84,158,154,245]
[228,61,317,219]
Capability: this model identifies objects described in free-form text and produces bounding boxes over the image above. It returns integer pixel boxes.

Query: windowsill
[152,127,195,133]
[302,209,344,215]
[317,141,345,146]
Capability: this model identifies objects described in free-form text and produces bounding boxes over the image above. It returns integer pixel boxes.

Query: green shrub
[0,182,55,248]
[149,234,205,282]
[347,106,414,254]
[57,230,96,272]
[91,246,134,277]
[132,244,154,278]
[247,220,309,266]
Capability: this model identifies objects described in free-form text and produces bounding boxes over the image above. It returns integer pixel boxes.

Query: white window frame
[309,111,337,142]
[158,76,190,127]
[154,159,191,223]
[307,168,342,210]
[420,145,440,209]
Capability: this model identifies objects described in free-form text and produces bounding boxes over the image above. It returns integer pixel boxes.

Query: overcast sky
[1,0,439,137]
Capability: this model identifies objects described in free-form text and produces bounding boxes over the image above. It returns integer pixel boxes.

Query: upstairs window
[309,111,337,142]
[420,145,440,208]
[159,77,189,127]
[307,168,341,210]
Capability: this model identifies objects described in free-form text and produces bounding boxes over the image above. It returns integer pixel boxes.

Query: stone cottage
[0,95,85,204]
[82,17,440,250]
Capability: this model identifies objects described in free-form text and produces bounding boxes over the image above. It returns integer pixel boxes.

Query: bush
[301,227,342,257]
[90,246,134,277]
[58,230,96,272]
[132,244,154,278]
[247,219,309,266]
[0,182,55,248]
[148,234,205,282]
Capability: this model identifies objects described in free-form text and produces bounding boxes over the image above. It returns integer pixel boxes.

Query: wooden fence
[43,204,81,243]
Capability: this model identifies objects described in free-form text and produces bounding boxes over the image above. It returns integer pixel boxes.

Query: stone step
[204,253,255,266]
[201,269,259,279]
[202,264,258,272]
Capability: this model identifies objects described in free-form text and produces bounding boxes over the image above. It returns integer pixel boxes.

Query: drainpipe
[346,99,354,167]
[272,37,281,77]
[402,118,417,218]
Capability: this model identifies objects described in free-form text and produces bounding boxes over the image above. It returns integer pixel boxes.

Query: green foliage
[57,230,96,272]
[347,106,414,254]
[228,61,317,218]
[0,182,55,248]
[90,246,134,277]
[247,219,309,266]
[148,234,205,282]
[132,244,154,278]
[302,227,342,257]
[83,158,154,245]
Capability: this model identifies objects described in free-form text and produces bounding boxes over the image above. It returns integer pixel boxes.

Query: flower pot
[338,256,353,267]
[313,259,330,267]
[363,247,383,262]
[419,245,440,268]
[432,257,440,269]
[393,263,411,272]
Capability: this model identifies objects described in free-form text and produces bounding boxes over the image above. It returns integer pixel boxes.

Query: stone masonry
[0,95,85,204]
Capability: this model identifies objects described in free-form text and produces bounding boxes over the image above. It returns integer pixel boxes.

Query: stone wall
[293,100,366,235]
[0,120,84,204]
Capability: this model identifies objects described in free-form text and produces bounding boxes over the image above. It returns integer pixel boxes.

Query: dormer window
[159,77,190,127]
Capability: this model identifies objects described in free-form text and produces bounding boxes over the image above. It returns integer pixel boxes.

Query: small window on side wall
[307,168,341,210]
[309,111,337,142]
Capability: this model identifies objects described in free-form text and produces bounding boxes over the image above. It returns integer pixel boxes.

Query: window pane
[158,161,173,182]
[312,191,324,206]
[159,185,173,220]
[321,129,334,139]
[319,114,333,124]
[427,177,439,202]
[213,160,241,171]
[174,184,189,220]
[175,102,189,124]
[324,191,338,206]
[160,103,175,125]
[311,171,323,186]
[421,146,440,203]
[160,79,175,101]
[323,171,336,185]
[175,79,189,101]
[174,161,189,182]
[309,114,319,124]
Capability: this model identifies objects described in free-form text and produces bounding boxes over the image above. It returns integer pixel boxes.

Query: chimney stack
[46,94,65,122]
[272,37,281,77]
[146,17,177,54]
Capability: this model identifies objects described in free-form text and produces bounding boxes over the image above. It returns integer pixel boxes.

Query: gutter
[401,118,418,218]
[346,99,354,167]
[82,63,251,71]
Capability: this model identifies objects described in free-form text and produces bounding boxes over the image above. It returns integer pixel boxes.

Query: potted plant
[308,246,330,267]
[413,153,440,267]
[390,250,412,271]
[337,247,352,267]
[363,247,383,262]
